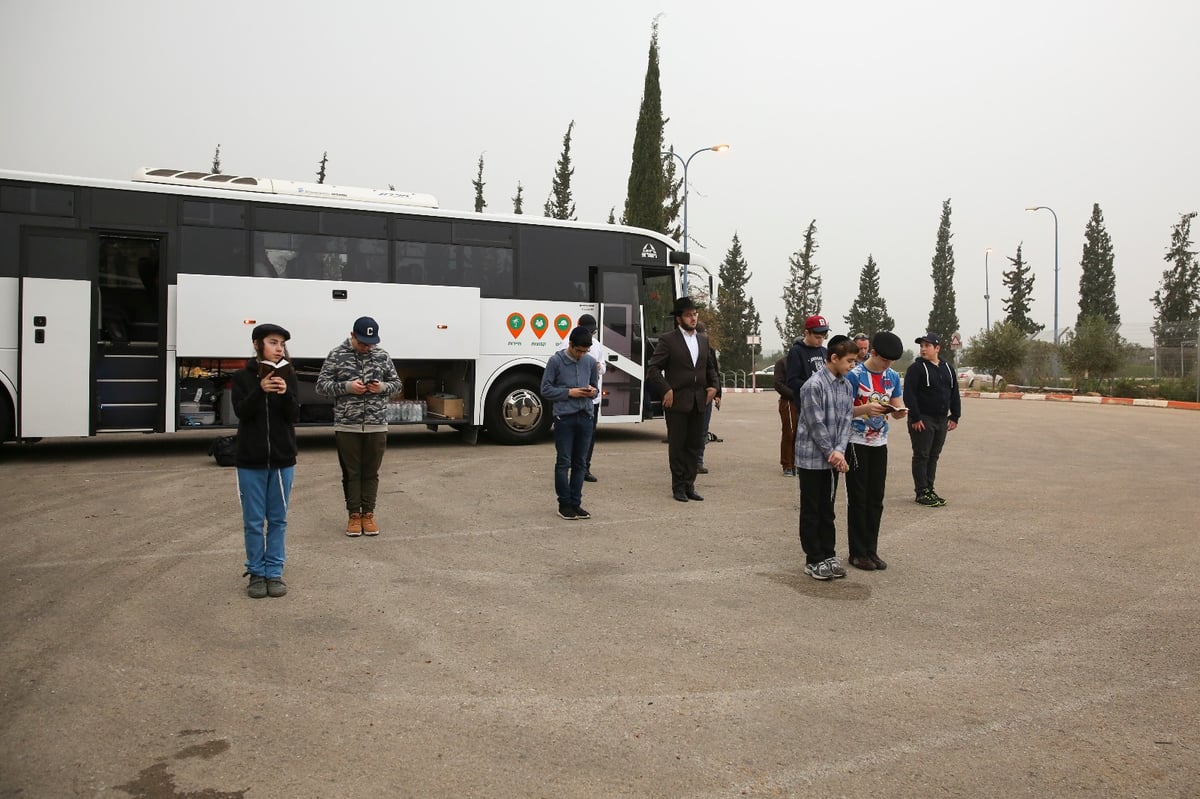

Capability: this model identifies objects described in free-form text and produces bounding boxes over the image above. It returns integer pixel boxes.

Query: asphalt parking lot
[1,393,1197,798]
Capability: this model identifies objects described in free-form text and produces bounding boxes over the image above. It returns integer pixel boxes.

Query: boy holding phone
[845,331,907,571]
[316,316,402,537]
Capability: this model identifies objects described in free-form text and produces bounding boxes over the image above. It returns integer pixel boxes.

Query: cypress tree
[714,233,761,373]
[774,220,821,345]
[843,254,896,337]
[623,21,665,233]
[316,151,328,184]
[211,144,221,175]
[1002,242,1044,336]
[1151,211,1200,347]
[512,182,524,215]
[661,144,683,243]
[1078,203,1120,327]
[543,121,577,220]
[473,153,487,213]
[926,198,959,339]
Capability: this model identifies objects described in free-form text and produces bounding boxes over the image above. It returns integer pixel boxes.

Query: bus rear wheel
[484,373,551,444]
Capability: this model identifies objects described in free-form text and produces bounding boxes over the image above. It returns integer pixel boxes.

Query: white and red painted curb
[962,390,1200,412]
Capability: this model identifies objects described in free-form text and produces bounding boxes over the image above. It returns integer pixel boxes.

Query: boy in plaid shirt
[795,335,859,580]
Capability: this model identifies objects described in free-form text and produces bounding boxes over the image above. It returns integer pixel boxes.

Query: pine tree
[843,254,896,337]
[473,153,487,213]
[316,151,328,184]
[1002,242,1044,336]
[211,144,221,174]
[713,233,761,373]
[926,198,959,339]
[512,182,524,215]
[1077,203,1120,327]
[774,220,821,345]
[1151,211,1200,348]
[607,207,616,225]
[623,21,665,233]
[543,121,577,220]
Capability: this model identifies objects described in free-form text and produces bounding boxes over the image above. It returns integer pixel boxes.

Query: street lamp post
[1026,205,1060,379]
[663,143,729,294]
[984,247,992,330]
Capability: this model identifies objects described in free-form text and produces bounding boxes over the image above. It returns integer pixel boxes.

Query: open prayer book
[257,358,295,380]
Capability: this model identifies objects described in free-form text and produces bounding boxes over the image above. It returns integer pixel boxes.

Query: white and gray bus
[0,167,697,444]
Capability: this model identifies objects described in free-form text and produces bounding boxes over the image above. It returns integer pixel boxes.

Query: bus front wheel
[0,393,13,444]
[484,373,551,444]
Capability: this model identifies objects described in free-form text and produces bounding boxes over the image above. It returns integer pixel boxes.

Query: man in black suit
[647,297,720,502]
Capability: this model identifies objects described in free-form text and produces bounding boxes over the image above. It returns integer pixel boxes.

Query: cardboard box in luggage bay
[426,393,464,419]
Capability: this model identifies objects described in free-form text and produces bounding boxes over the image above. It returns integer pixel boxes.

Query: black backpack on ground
[208,435,237,467]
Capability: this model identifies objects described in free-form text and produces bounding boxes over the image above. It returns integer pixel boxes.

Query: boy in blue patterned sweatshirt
[845,331,908,571]
[541,326,599,521]
[795,335,859,580]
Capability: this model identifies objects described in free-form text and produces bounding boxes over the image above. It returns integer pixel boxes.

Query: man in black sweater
[903,332,961,507]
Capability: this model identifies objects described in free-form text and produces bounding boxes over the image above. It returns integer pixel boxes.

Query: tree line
[206,20,1200,391]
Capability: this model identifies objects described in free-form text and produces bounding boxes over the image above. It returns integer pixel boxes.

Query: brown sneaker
[345,512,363,537]
[361,512,379,536]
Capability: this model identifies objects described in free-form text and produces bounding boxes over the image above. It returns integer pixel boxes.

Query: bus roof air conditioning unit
[133,168,438,208]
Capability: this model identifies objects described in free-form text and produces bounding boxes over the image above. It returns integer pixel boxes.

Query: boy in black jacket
[902,332,960,507]
[232,323,300,598]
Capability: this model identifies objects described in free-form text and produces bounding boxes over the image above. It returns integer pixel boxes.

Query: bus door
[18,231,94,437]
[593,268,645,424]
[93,235,164,432]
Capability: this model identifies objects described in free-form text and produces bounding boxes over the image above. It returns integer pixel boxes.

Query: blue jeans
[553,412,593,507]
[238,466,294,578]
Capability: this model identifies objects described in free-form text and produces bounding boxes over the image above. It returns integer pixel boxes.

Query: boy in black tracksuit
[232,323,300,598]
[902,332,961,506]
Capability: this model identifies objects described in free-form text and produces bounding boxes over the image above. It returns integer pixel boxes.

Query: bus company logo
[554,314,572,339]
[530,314,549,339]
[640,243,658,259]
[506,313,525,339]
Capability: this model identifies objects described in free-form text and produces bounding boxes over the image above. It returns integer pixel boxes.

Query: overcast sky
[3,0,1197,352]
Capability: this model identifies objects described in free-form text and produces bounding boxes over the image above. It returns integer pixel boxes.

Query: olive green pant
[334,431,388,513]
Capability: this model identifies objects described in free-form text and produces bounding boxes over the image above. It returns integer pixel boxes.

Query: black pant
[846,442,888,559]
[584,404,599,472]
[797,467,838,565]
[908,416,948,495]
[664,409,704,492]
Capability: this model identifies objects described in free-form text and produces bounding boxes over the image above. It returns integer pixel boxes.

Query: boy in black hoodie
[232,323,300,598]
[902,332,960,507]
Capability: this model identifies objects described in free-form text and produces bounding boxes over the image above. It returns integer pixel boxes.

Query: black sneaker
[928,489,948,506]
[266,578,287,597]
[245,573,267,599]
[557,505,579,520]
[584,472,598,483]
[915,489,940,507]
[573,506,591,520]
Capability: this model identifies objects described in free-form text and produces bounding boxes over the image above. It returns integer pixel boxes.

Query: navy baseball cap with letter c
[353,316,381,345]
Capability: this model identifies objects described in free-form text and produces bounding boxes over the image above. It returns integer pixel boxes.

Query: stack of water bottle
[386,398,426,423]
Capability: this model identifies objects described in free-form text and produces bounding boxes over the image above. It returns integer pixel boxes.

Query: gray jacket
[315,340,403,431]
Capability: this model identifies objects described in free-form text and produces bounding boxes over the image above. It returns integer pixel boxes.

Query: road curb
[962,390,1200,412]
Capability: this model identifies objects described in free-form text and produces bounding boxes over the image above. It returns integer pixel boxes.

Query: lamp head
[711,143,730,152]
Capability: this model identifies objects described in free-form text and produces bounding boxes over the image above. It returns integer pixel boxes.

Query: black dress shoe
[685,487,704,501]
[870,556,888,570]
[673,490,689,502]
[849,555,876,571]
[584,472,598,483]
